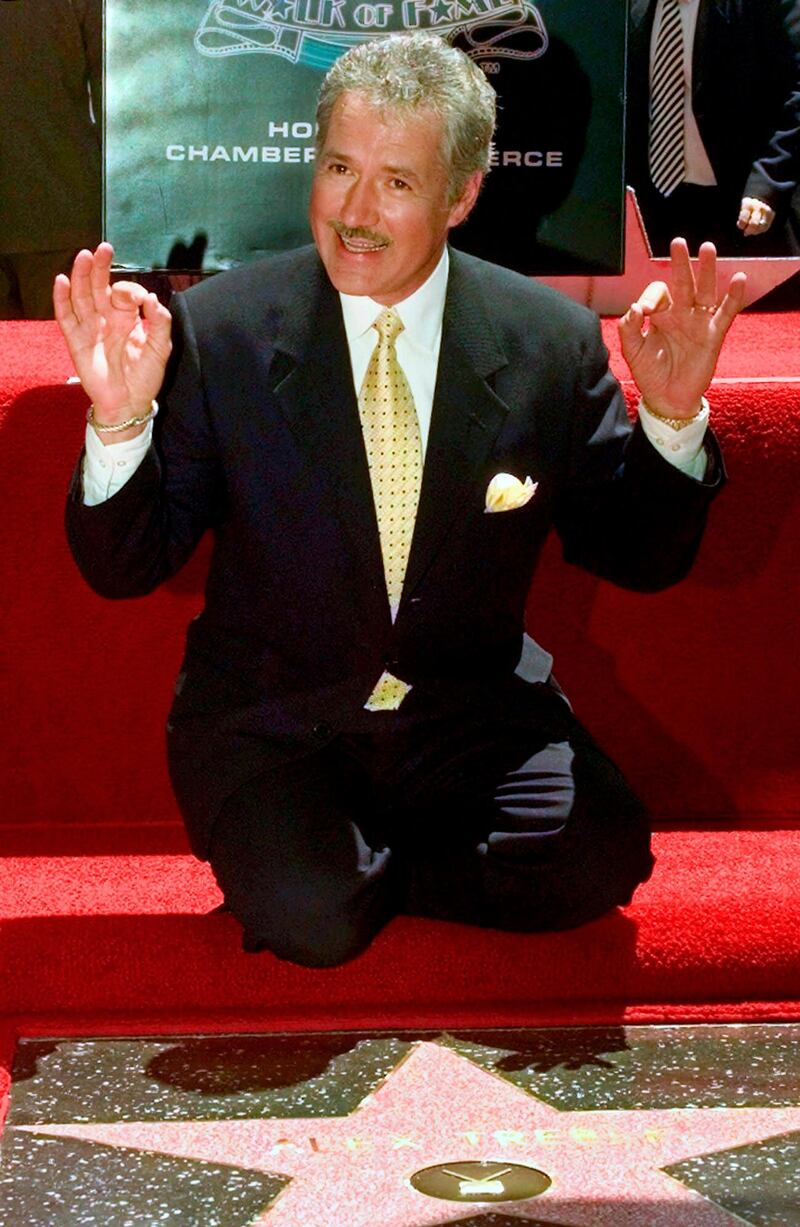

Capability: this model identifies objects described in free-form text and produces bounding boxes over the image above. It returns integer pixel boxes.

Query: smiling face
[309,91,482,306]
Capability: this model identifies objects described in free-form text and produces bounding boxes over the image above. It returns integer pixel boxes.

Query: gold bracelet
[87,402,158,433]
[642,398,707,432]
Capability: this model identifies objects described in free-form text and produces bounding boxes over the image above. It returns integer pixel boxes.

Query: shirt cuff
[638,398,710,482]
[82,417,154,506]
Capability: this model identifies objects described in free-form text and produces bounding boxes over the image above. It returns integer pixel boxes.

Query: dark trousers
[634,181,794,258]
[634,183,743,255]
[207,681,653,967]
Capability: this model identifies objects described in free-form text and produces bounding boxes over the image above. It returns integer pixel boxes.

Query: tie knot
[373,307,404,346]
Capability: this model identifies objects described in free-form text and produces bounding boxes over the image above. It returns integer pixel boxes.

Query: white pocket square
[485,473,538,513]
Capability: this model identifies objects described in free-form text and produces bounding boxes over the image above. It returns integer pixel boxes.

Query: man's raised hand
[619,238,747,419]
[53,243,172,440]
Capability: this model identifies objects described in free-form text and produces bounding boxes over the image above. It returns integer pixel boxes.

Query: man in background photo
[627,0,800,256]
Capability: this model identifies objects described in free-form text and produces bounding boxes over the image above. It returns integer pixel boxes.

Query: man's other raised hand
[619,238,747,420]
[53,243,173,443]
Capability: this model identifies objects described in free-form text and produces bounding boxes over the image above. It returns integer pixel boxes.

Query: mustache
[328,220,392,246]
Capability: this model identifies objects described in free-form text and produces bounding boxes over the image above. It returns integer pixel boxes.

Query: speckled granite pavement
[1,1026,799,1226]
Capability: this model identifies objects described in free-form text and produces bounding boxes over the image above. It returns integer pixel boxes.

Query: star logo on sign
[18,1041,800,1225]
[428,0,455,23]
[266,0,294,22]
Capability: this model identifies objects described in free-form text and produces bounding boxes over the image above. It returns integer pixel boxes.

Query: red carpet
[2,316,800,1127]
[3,831,800,1035]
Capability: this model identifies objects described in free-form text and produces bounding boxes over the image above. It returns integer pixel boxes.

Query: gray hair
[315,33,496,201]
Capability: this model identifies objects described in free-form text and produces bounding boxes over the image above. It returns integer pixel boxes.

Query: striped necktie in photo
[649,0,686,196]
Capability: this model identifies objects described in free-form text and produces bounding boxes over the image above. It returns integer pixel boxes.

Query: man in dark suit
[57,34,745,966]
[627,0,800,255]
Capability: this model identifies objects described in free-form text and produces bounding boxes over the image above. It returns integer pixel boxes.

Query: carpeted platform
[2,832,800,1032]
[1,315,799,1167]
[1,1025,799,1225]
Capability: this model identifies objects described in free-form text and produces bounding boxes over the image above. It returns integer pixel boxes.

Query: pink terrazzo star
[20,1041,800,1226]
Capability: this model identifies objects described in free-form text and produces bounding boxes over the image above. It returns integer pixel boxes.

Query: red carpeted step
[2,318,799,1132]
[2,832,799,1031]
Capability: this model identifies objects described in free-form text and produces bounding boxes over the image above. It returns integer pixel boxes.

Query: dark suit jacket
[66,246,724,856]
[627,0,800,215]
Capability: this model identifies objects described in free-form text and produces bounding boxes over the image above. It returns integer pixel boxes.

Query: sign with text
[105,1,626,274]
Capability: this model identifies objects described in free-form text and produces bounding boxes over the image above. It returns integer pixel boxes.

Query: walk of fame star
[3,1034,800,1226]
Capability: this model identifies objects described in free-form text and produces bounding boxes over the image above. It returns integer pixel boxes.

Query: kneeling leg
[406,728,653,932]
[208,746,396,966]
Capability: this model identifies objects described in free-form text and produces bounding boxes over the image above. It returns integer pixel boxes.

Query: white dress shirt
[649,0,717,187]
[339,246,448,458]
[81,248,708,505]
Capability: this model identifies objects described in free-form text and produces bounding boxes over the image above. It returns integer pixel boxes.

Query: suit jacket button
[313,721,332,740]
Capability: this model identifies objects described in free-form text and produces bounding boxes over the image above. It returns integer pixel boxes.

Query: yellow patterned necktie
[358,306,422,710]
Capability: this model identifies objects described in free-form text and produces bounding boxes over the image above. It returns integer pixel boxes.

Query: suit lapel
[628,0,655,32]
[264,249,512,625]
[267,253,390,626]
[401,250,510,605]
[692,0,729,113]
